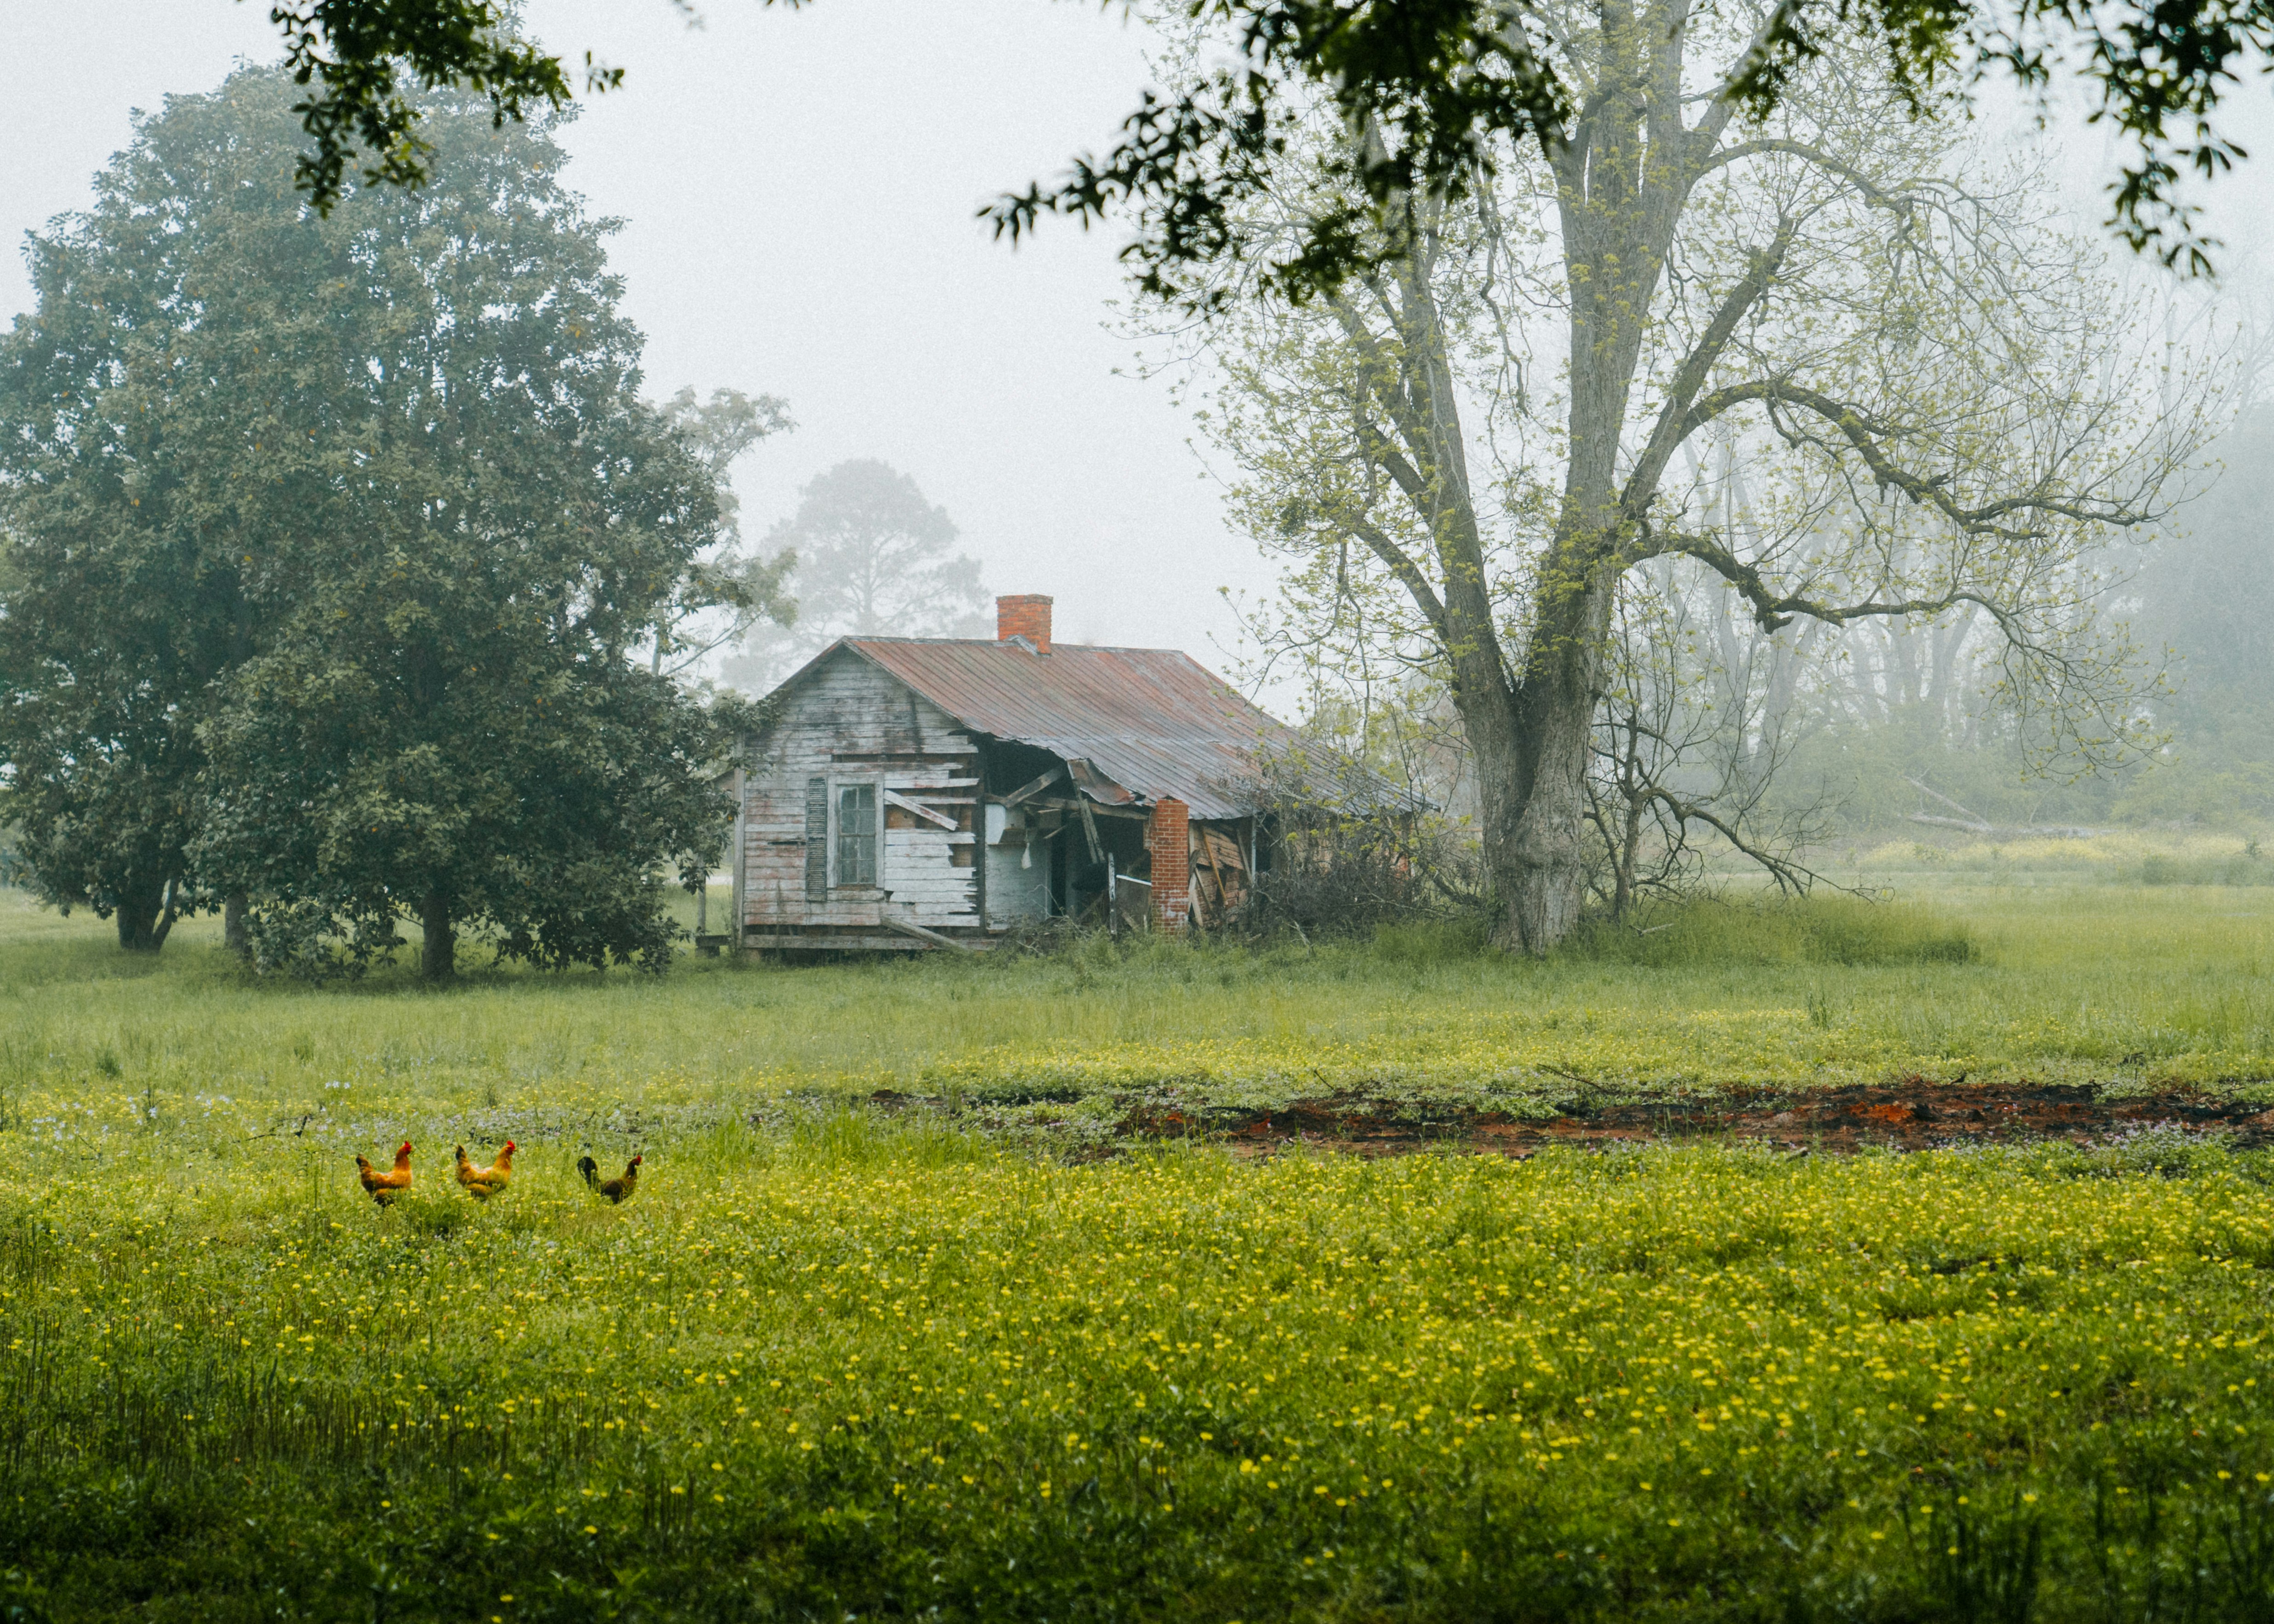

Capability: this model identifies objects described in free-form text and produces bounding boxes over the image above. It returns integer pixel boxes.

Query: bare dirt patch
[1121,1082,2274,1158]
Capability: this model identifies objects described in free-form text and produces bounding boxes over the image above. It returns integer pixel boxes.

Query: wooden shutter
[804,777,828,900]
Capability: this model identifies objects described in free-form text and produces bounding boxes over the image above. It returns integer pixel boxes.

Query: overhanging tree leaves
[995,0,2274,294]
[262,0,611,209]
[230,1,2274,287]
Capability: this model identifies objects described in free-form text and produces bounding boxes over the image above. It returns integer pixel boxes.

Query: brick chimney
[1146,798,1192,932]
[996,594,1053,654]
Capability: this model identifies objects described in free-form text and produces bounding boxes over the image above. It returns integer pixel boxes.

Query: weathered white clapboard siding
[884,827,975,925]
[741,648,984,934]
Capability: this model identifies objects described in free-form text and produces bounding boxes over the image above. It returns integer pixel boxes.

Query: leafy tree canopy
[252,0,2274,295]
[0,69,336,948]
[0,68,738,976]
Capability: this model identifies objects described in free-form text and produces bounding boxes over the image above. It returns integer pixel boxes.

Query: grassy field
[4,854,2274,1620]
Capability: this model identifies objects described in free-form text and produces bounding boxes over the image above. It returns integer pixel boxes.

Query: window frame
[833,780,880,889]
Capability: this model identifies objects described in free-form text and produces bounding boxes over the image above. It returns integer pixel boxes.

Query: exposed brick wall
[1146,798,1192,932]
[996,594,1054,654]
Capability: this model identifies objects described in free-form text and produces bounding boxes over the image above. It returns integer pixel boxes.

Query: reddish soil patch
[1122,1083,2274,1158]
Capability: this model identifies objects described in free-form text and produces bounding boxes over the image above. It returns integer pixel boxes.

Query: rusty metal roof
[815,637,1296,821]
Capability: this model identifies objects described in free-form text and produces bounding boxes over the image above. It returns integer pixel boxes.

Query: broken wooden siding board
[1191,819,1250,918]
[883,789,959,830]
[880,914,978,952]
[1197,825,1249,872]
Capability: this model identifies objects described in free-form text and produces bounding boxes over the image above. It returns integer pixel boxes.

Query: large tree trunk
[115,892,162,953]
[1312,11,1691,955]
[113,872,177,953]
[420,889,455,983]
[1505,678,1603,951]
[224,892,249,956]
[1476,555,1618,953]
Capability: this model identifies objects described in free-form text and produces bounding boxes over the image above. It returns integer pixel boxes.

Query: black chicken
[578,1152,641,1205]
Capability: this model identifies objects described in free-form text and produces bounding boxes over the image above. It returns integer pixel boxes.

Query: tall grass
[1566,894,1976,967]
[4,882,2272,1136]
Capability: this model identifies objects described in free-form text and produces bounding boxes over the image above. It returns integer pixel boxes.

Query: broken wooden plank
[1001,765,1066,808]
[880,914,979,953]
[1194,822,1230,915]
[1200,826,1248,872]
[1077,797,1103,863]
[883,789,959,830]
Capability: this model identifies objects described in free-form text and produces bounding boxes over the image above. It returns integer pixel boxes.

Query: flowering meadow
[7,1128,2274,1621]
[3,873,2273,1619]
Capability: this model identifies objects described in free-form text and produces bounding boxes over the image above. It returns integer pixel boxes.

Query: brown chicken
[578,1153,641,1205]
[354,1142,413,1206]
[454,1141,515,1199]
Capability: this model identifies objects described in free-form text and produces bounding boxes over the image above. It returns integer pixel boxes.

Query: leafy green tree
[1,68,735,977]
[1167,22,2215,949]
[0,71,331,948]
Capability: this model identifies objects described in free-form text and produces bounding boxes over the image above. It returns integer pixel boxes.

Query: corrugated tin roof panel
[832,638,1289,821]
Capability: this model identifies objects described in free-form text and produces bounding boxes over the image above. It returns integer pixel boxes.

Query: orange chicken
[454,1141,515,1199]
[354,1142,413,1206]
[578,1153,640,1205]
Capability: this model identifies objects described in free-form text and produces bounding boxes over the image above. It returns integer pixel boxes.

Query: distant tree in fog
[725,459,989,690]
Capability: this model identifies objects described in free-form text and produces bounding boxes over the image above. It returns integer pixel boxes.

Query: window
[835,784,877,887]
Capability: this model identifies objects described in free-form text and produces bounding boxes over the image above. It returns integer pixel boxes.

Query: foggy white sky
[6,3,2272,687]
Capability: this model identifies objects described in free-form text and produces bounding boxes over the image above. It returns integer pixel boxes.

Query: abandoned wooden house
[731,594,1306,952]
